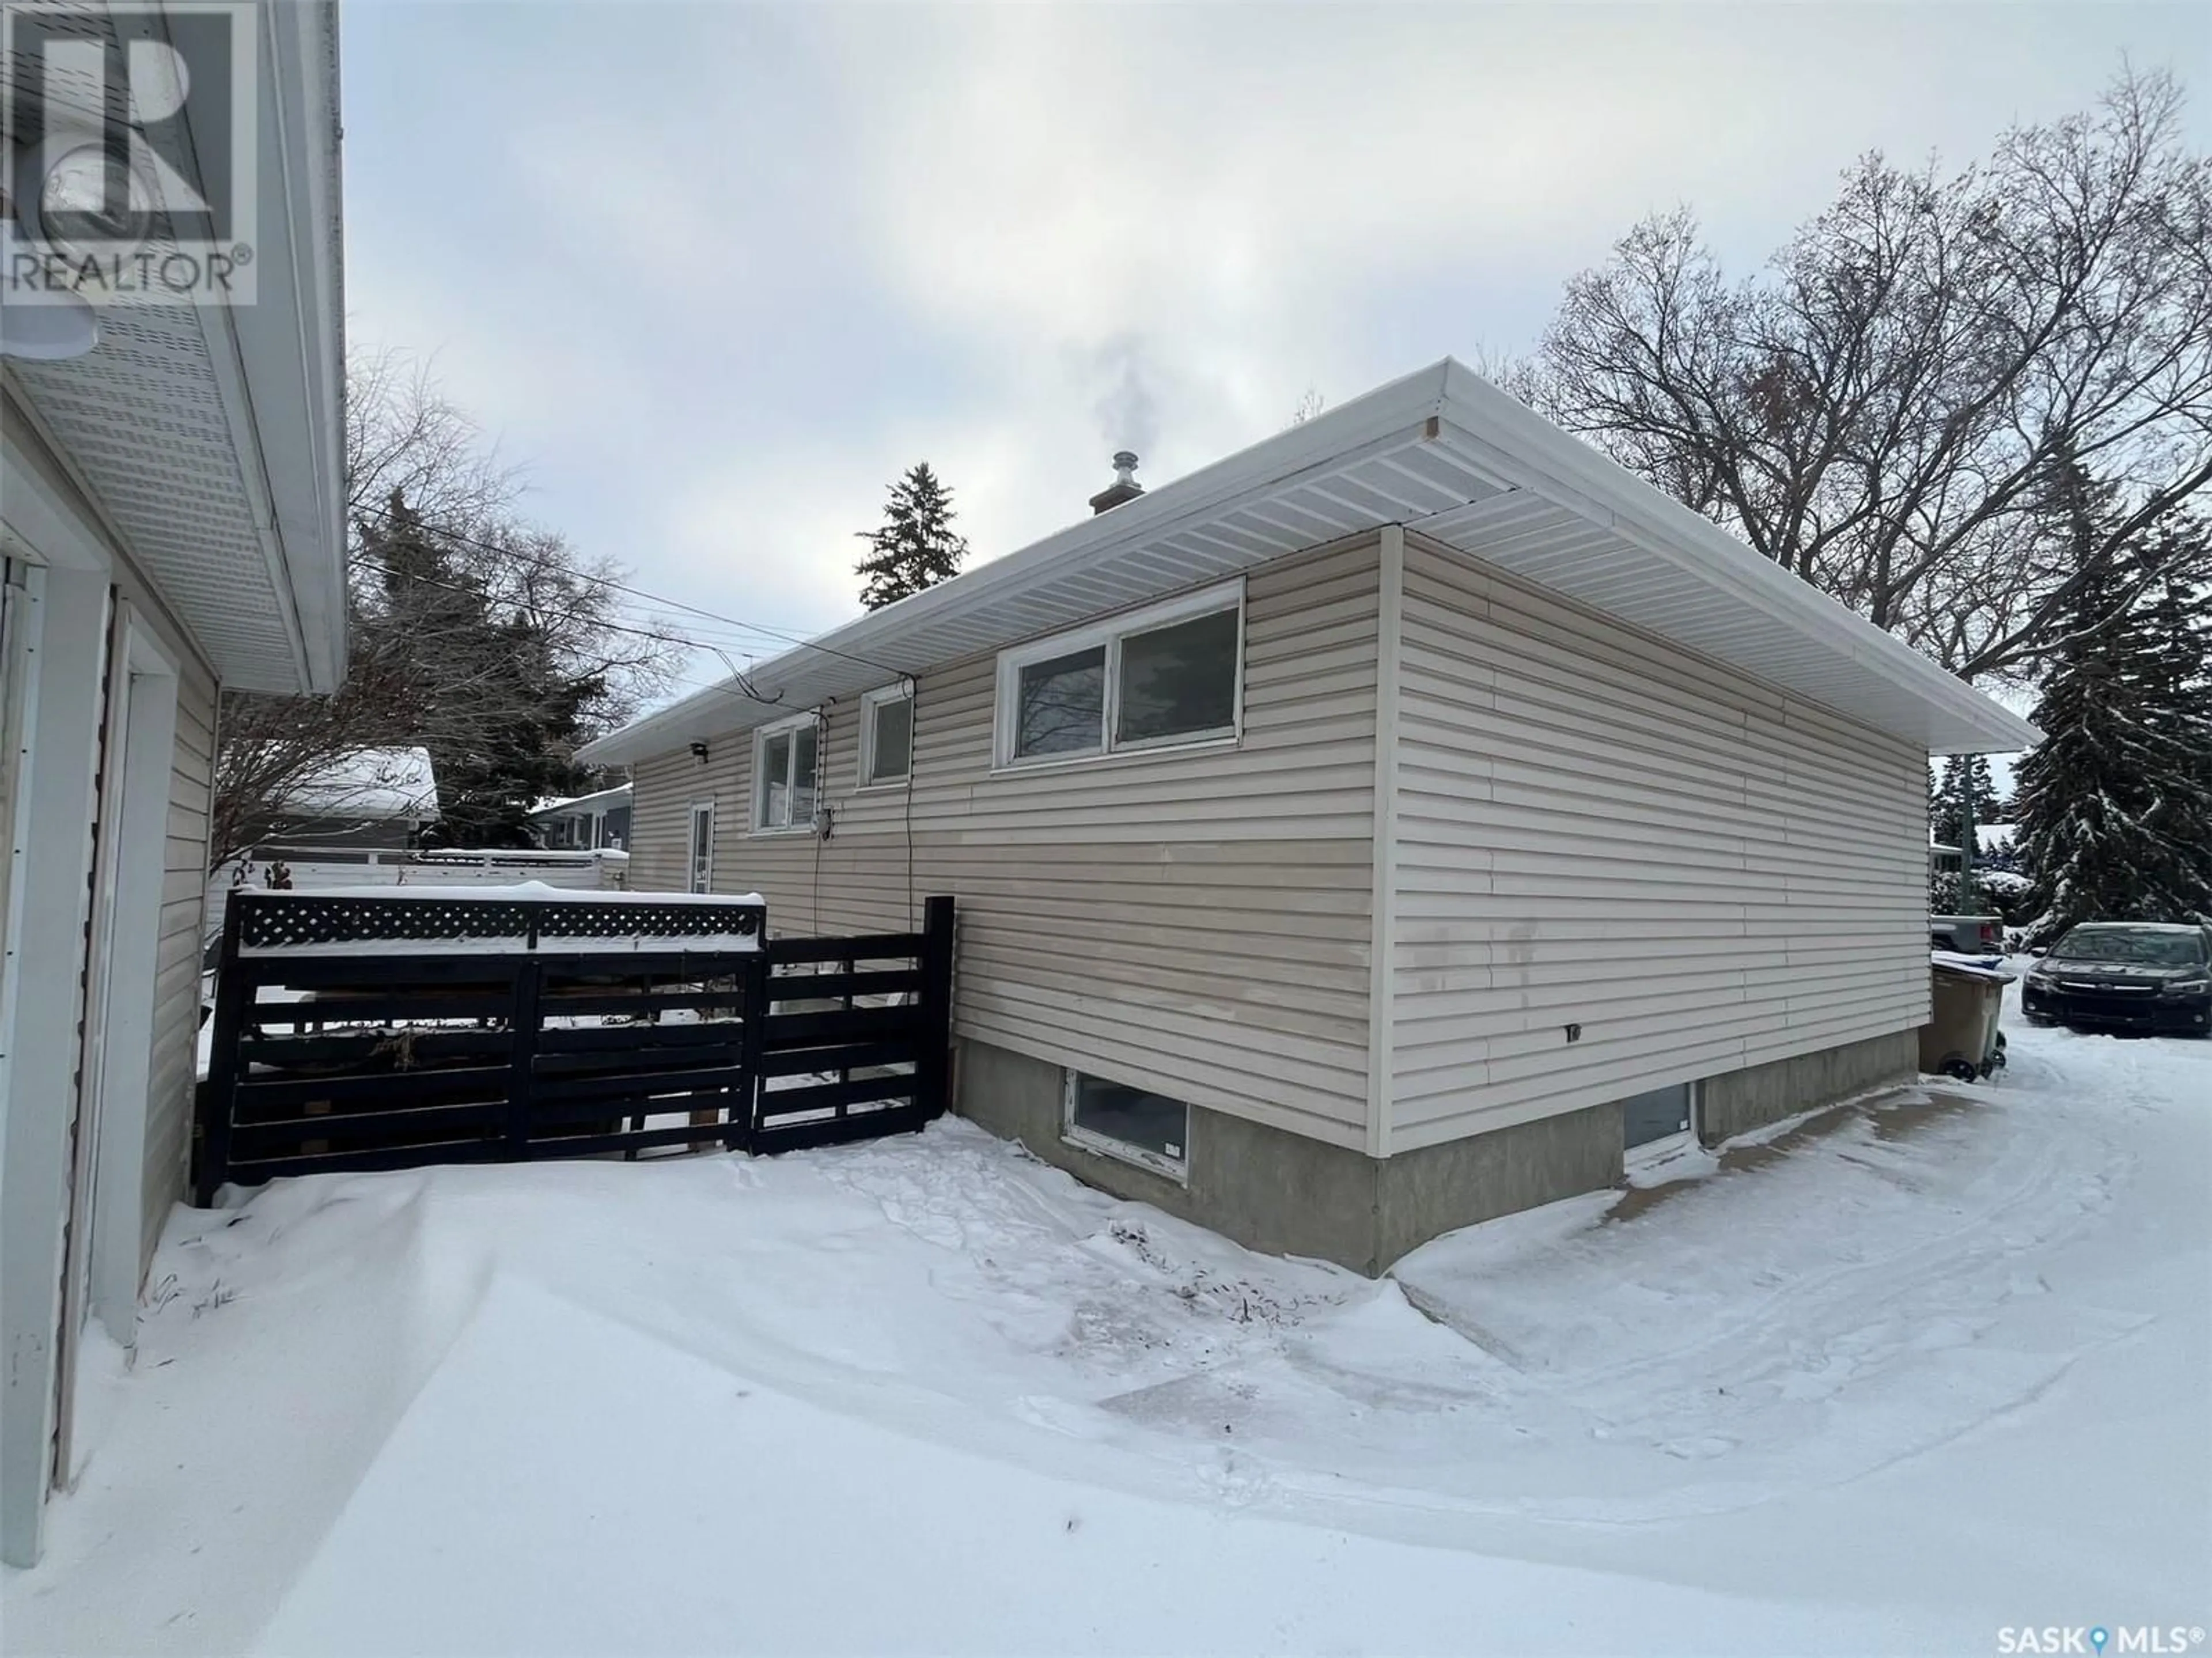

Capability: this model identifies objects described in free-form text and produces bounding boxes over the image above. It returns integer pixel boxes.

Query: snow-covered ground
[7,980,2207,1656]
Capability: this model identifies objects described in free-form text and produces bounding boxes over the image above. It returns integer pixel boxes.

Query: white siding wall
[1387,533,1930,1152]
[143,658,214,1262]
[630,536,1382,1147]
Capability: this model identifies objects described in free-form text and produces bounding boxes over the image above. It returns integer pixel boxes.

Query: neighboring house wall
[1386,532,1930,1152]
[630,535,1384,1145]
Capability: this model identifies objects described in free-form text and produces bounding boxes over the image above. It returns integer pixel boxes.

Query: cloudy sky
[340,2,2208,701]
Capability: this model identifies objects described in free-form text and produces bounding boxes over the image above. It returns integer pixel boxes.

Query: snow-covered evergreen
[2016,507,2212,944]
[1930,756,2003,853]
[855,463,968,611]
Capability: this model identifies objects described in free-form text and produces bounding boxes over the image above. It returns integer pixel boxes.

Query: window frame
[685,800,714,894]
[1061,1067,1192,1183]
[857,682,915,790]
[993,580,1245,771]
[750,710,822,836]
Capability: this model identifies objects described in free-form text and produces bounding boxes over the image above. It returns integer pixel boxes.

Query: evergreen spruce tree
[1931,756,2004,853]
[2014,480,2212,942]
[855,463,968,610]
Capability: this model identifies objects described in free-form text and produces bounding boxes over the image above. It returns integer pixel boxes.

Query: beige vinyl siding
[628,536,1383,1146]
[1387,532,1929,1152]
[141,656,216,1265]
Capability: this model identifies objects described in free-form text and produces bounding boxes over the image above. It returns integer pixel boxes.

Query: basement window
[995,580,1243,767]
[1063,1068,1190,1180]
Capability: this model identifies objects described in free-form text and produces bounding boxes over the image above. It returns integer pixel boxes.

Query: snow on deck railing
[229,881,767,956]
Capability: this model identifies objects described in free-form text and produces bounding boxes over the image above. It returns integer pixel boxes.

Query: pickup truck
[1930,914,2003,953]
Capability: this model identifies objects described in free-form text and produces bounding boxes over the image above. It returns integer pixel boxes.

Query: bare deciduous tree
[211,351,683,867]
[1513,67,2212,683]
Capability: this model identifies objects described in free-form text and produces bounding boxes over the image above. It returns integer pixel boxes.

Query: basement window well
[1063,1069,1191,1179]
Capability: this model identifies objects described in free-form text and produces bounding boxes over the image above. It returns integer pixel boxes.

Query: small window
[1115,606,1239,747]
[686,802,714,893]
[755,716,820,831]
[1064,1068,1190,1178]
[861,685,914,786]
[1016,646,1107,759]
[995,581,1243,768]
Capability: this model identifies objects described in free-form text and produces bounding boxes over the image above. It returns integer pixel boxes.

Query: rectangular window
[1115,606,1240,748]
[687,802,714,893]
[995,581,1243,767]
[861,684,914,786]
[754,715,820,831]
[1063,1068,1191,1178]
[1016,646,1106,758]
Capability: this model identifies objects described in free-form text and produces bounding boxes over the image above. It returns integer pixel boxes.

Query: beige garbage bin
[1919,953,2013,1081]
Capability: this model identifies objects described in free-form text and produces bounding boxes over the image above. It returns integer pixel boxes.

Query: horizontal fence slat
[759,1074,921,1118]
[765,933,925,966]
[533,1022,742,1055]
[229,1100,509,1156]
[529,1063,744,1104]
[234,1064,511,1110]
[240,956,521,988]
[250,992,514,1025]
[542,989,747,1020]
[755,1040,919,1080]
[240,1028,512,1068]
[531,1044,743,1080]
[762,1005,922,1047]
[753,1107,933,1156]
[766,967,922,1004]
[526,1093,744,1131]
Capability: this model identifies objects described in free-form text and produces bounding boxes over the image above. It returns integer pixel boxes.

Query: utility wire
[350,503,907,679]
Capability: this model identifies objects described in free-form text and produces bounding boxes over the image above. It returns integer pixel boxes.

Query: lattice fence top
[233,891,766,955]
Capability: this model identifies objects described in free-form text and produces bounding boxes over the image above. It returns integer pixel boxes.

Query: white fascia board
[1432,362,2041,754]
[183,0,347,695]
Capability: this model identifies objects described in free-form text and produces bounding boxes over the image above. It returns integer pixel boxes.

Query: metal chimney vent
[1088,451,1143,516]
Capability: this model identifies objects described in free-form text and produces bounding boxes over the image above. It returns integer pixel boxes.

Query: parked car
[1930,913,2004,953]
[2021,923,2212,1036]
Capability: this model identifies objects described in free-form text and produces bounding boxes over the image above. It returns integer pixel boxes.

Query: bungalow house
[528,781,632,850]
[0,0,343,1564]
[244,744,441,854]
[576,359,2037,1275]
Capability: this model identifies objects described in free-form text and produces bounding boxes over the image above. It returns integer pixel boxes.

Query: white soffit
[10,307,308,687]
[580,359,2037,767]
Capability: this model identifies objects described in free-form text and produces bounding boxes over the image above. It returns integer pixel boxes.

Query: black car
[2022,923,2212,1036]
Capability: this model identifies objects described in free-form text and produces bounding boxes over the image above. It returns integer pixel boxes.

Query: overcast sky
[340,2,2209,701]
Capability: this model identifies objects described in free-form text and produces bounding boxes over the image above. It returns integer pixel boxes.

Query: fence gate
[194,892,953,1202]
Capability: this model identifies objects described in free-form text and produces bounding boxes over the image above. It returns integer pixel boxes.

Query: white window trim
[750,710,822,836]
[685,800,715,892]
[1060,1068,1191,1184]
[993,579,1244,771]
[855,682,914,790]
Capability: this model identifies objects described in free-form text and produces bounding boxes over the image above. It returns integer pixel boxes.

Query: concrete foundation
[1696,1028,1919,1146]
[956,1026,1919,1276]
[956,1040,1618,1275]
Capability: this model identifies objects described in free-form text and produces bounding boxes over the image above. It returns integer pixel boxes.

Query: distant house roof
[527,783,633,820]
[276,747,439,820]
[578,358,2039,768]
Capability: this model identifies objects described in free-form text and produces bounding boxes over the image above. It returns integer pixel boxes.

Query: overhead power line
[350,502,903,679]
